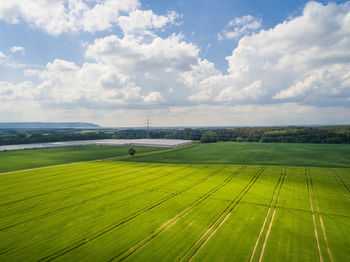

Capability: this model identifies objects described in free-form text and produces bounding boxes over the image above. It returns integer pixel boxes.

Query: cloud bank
[0,1,349,125]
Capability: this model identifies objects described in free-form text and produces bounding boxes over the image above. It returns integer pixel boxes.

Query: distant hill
[0,122,100,129]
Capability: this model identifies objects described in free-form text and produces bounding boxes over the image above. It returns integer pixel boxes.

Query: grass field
[0,157,349,261]
[125,142,350,168]
[0,145,163,173]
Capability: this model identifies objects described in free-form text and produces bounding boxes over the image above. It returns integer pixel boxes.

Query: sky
[0,0,350,127]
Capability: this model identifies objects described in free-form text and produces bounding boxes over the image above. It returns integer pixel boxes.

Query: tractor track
[0,165,195,231]
[37,166,226,262]
[256,168,286,262]
[306,169,324,262]
[0,166,209,255]
[0,162,148,193]
[308,169,333,262]
[0,164,164,208]
[330,171,350,202]
[109,166,247,262]
[178,167,266,262]
[0,164,193,220]
[249,168,286,262]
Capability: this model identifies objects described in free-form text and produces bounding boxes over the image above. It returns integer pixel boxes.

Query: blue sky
[0,0,349,127]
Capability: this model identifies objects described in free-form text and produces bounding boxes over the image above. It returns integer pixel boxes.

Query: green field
[0,142,349,261]
[125,142,350,168]
[0,145,162,173]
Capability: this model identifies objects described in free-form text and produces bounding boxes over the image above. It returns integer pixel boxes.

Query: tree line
[1,126,349,145]
[114,126,350,144]
[0,130,111,145]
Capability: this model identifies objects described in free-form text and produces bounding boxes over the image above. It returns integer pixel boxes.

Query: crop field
[125,142,350,168]
[0,159,349,261]
[0,145,163,173]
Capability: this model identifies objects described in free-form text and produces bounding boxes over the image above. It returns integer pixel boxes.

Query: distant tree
[200,131,218,143]
[236,136,245,142]
[128,148,136,156]
[183,128,192,139]
[15,132,28,144]
[189,129,202,140]
[164,131,177,139]
[326,137,343,144]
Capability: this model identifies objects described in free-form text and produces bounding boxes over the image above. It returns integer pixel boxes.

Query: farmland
[0,143,349,261]
[125,142,350,168]
[0,145,163,173]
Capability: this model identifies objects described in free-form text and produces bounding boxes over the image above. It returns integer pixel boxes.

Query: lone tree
[200,131,218,143]
[128,147,136,157]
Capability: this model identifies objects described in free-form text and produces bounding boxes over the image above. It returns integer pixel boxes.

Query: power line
[145,117,151,138]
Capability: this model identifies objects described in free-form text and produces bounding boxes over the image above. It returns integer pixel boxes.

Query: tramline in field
[0,159,349,261]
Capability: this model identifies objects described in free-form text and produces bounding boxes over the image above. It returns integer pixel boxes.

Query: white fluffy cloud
[273,65,350,103]
[218,15,261,40]
[10,46,25,55]
[22,59,168,108]
[0,1,181,36]
[85,32,201,105]
[0,0,200,110]
[1,1,350,125]
[118,9,179,36]
[144,92,164,103]
[0,0,139,35]
[215,80,263,102]
[188,1,350,107]
[0,81,33,101]
[86,33,199,72]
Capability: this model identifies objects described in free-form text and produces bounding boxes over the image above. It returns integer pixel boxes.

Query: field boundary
[122,160,350,169]
[0,143,198,176]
